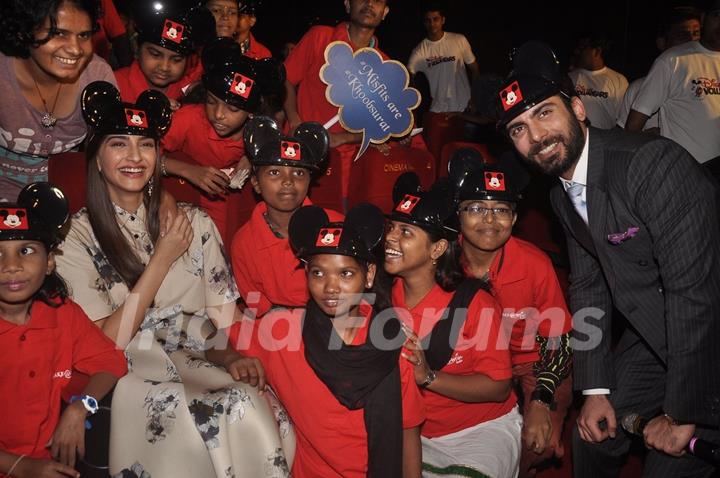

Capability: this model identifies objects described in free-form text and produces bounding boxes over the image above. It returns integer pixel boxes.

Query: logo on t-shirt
[53,369,72,379]
[691,77,720,98]
[425,55,456,68]
[574,84,609,99]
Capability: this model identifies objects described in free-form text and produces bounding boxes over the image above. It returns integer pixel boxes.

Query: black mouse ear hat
[135,1,216,56]
[244,116,328,172]
[448,149,529,203]
[496,41,575,128]
[0,182,69,249]
[81,81,173,138]
[389,173,457,239]
[289,203,385,261]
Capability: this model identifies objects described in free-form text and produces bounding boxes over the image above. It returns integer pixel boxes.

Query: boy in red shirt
[449,149,573,478]
[161,38,285,242]
[0,184,126,478]
[227,203,424,477]
[114,3,215,105]
[231,116,343,317]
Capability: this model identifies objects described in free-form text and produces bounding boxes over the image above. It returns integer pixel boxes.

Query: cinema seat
[48,152,89,213]
[422,111,468,171]
[347,143,435,214]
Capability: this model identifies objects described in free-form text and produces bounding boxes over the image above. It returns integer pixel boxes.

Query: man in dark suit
[495,42,720,477]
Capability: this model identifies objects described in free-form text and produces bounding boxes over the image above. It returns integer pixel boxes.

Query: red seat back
[48,152,88,213]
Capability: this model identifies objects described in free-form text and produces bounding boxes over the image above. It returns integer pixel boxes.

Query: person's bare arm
[625,109,650,132]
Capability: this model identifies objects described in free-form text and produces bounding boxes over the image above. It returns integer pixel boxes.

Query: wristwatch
[530,388,556,410]
[419,370,437,388]
[70,395,99,415]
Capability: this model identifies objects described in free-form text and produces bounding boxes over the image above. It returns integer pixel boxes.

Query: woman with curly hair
[0,0,116,201]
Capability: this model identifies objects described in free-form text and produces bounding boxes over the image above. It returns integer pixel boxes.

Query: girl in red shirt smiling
[384,172,522,478]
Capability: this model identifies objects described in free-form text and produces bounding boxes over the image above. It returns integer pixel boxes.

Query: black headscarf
[303,299,405,478]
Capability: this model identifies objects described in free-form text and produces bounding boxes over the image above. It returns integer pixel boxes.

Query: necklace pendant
[41,112,57,129]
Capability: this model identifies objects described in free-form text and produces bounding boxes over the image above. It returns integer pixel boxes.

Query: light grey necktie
[566,182,588,225]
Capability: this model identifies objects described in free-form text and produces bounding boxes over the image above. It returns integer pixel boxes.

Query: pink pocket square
[607,227,640,245]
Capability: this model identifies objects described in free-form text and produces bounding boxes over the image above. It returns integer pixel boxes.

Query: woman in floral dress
[56,81,294,478]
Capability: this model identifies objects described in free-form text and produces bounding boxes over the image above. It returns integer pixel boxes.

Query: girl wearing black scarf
[384,173,522,478]
[227,203,424,478]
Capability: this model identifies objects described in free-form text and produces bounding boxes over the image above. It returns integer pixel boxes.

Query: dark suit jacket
[550,127,720,426]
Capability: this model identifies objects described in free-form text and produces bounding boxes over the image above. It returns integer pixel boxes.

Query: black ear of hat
[81,81,172,138]
[289,205,329,256]
[448,148,488,192]
[0,182,70,248]
[292,122,329,166]
[511,41,563,82]
[345,203,385,252]
[392,172,422,206]
[449,148,530,203]
[202,37,242,72]
[243,115,280,158]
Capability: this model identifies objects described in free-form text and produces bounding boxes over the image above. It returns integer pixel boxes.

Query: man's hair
[574,33,611,54]
[422,1,445,17]
[657,6,701,36]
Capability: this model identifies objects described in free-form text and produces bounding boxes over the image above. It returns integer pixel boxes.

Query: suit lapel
[553,185,597,256]
[586,128,611,250]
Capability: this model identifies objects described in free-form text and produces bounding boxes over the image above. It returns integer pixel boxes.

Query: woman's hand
[48,402,86,469]
[400,323,431,385]
[13,457,80,478]
[154,210,193,266]
[223,354,267,393]
[185,164,230,196]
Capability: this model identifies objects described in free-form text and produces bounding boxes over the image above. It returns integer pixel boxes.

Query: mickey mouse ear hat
[0,182,69,249]
[289,203,385,262]
[448,148,529,204]
[82,81,173,139]
[389,172,458,239]
[202,37,286,113]
[496,41,575,128]
[244,116,329,171]
[135,1,216,56]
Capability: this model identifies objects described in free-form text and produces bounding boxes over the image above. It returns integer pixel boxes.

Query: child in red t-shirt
[161,38,285,241]
[114,3,214,105]
[384,173,522,478]
[0,184,126,478]
[226,204,424,477]
[231,116,342,317]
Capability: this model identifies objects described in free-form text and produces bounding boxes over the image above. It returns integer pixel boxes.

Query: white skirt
[422,406,522,478]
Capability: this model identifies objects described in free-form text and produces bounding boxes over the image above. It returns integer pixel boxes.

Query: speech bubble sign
[320,41,420,161]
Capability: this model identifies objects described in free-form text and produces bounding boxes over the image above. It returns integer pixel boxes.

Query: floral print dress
[56,204,295,478]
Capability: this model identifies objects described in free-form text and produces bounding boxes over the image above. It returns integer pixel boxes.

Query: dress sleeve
[56,218,116,322]
[69,300,127,378]
[192,208,241,308]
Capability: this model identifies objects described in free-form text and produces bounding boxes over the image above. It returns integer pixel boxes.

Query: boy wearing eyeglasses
[449,149,573,478]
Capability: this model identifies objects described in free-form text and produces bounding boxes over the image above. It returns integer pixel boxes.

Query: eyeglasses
[208,6,239,17]
[458,204,514,220]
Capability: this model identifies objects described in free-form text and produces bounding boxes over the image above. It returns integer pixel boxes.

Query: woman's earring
[431,258,438,266]
[147,176,154,197]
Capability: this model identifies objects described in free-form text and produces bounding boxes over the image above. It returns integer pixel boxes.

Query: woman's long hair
[425,230,468,293]
[85,133,163,288]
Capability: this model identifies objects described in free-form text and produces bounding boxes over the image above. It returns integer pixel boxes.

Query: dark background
[252,0,709,81]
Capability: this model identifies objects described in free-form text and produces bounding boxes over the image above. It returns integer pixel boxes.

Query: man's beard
[524,118,585,177]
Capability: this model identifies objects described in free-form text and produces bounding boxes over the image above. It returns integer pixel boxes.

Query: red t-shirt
[245,32,272,60]
[0,300,126,460]
[284,22,389,133]
[229,304,425,478]
[231,199,343,317]
[391,279,515,438]
[114,59,202,102]
[467,236,573,365]
[91,0,126,61]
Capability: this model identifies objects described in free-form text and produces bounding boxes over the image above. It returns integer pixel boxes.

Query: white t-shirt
[631,41,720,163]
[407,31,476,113]
[616,76,659,130]
[569,66,628,129]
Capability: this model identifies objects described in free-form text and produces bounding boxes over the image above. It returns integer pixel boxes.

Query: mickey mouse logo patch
[395,194,420,213]
[281,141,301,160]
[0,208,28,230]
[484,172,505,191]
[230,73,254,98]
[162,19,184,43]
[125,109,148,128]
[316,228,342,247]
[500,81,523,111]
